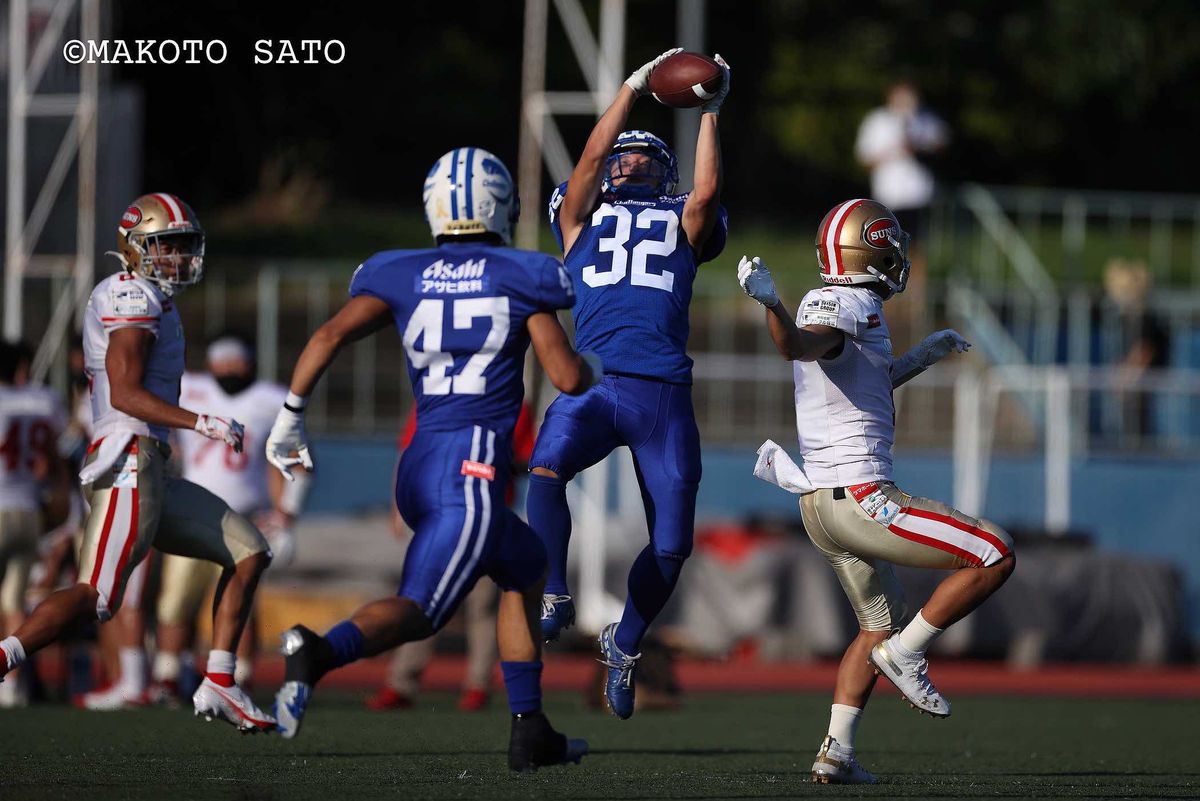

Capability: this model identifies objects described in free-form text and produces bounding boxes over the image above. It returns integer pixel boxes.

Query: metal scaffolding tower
[5,0,100,384]
[516,0,706,251]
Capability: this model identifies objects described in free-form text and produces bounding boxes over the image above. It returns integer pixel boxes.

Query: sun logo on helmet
[862,218,899,250]
[120,205,143,230]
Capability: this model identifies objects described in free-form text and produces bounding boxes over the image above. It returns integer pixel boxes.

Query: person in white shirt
[738,198,1015,785]
[151,333,305,701]
[0,341,70,706]
[855,81,947,234]
[0,193,275,731]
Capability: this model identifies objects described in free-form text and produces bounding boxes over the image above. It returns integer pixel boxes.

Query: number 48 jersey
[549,182,728,384]
[350,242,575,435]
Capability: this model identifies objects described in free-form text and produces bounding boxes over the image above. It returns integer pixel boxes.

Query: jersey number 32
[583,205,678,292]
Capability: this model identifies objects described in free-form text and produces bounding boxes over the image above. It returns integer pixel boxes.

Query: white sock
[206,649,236,679]
[234,661,253,686]
[0,636,26,673]
[896,610,943,656]
[119,647,146,693]
[153,652,181,683]
[827,704,863,750]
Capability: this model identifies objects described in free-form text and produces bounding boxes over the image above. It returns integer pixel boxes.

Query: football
[647,51,724,108]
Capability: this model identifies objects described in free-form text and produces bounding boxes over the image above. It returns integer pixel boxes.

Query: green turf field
[2,691,1197,800]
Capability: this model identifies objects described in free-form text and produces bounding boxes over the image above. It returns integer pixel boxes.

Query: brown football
[647,51,723,109]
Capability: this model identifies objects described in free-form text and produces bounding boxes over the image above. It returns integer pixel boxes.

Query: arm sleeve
[534,255,576,312]
[99,280,162,335]
[798,289,866,338]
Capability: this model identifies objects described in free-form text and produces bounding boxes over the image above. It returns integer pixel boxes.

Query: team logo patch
[120,205,143,229]
[461,460,496,481]
[848,482,879,502]
[111,284,150,316]
[863,218,897,249]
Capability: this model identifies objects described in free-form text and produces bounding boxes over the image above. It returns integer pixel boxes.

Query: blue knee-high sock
[615,546,684,655]
[526,474,572,595]
[323,621,365,669]
[500,660,543,715]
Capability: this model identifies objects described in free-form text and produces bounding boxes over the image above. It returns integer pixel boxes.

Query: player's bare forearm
[106,328,199,430]
[560,86,638,252]
[288,295,392,398]
[765,303,843,362]
[528,311,593,394]
[682,112,723,251]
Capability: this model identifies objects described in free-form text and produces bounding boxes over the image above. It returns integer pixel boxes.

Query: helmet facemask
[602,132,678,198]
[129,229,205,296]
[865,227,911,298]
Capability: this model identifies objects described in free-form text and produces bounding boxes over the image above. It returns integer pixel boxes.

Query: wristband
[284,391,308,413]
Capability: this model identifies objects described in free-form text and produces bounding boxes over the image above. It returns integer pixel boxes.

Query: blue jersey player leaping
[530,49,730,718]
[264,148,601,771]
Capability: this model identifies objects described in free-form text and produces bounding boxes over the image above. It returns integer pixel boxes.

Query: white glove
[195,414,245,453]
[625,47,683,96]
[265,407,314,481]
[892,329,971,387]
[700,54,731,114]
[916,329,972,366]
[737,255,779,307]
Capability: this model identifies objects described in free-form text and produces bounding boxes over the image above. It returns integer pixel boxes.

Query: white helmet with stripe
[815,198,910,297]
[423,148,520,245]
[114,192,205,296]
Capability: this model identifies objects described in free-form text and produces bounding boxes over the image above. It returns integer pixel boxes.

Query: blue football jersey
[350,242,574,434]
[548,182,728,383]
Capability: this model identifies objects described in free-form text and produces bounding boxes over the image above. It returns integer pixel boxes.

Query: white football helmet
[422,148,519,245]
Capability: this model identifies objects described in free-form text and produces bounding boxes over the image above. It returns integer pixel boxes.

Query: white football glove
[265,407,314,481]
[916,329,972,366]
[625,47,683,97]
[892,329,971,387]
[194,414,245,453]
[700,53,731,115]
[737,255,779,307]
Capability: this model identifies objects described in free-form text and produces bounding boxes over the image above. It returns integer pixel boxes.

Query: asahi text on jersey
[415,258,491,295]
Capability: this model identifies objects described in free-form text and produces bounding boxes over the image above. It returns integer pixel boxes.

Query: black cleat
[507,712,588,772]
[280,625,332,685]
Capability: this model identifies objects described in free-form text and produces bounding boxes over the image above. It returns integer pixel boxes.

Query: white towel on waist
[753,439,813,494]
[79,432,135,485]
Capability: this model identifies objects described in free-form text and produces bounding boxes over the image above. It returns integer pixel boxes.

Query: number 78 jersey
[349,242,575,435]
[549,182,728,384]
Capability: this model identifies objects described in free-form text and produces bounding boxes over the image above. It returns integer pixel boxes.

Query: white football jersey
[0,385,68,510]
[792,285,895,488]
[83,272,185,445]
[176,373,286,515]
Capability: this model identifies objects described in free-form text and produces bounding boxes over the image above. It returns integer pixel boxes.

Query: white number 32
[582,205,678,291]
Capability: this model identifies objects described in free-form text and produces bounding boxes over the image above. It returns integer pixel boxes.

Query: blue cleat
[597,622,641,719]
[273,625,325,739]
[540,594,576,643]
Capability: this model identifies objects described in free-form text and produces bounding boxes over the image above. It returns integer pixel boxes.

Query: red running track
[251,654,1200,699]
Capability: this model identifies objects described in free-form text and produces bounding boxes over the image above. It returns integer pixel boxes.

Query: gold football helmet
[815,198,910,296]
[114,193,205,295]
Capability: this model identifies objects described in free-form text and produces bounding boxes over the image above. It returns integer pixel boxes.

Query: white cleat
[192,677,276,733]
[869,638,951,718]
[0,677,29,708]
[77,683,146,711]
[811,735,876,784]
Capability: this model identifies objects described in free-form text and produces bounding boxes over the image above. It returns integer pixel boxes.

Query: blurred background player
[267,148,598,771]
[738,199,1015,784]
[532,49,729,718]
[0,341,70,707]
[0,193,276,732]
[151,332,305,702]
[365,401,534,713]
